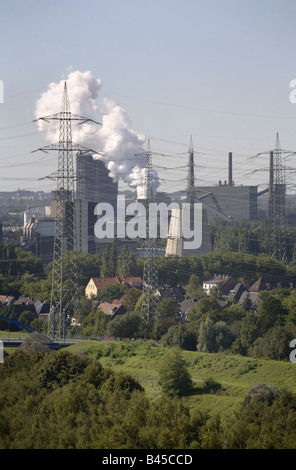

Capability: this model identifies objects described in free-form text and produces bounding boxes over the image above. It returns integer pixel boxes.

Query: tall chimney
[268,150,274,218]
[228,152,233,186]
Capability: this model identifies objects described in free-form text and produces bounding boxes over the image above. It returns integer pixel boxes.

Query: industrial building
[194,184,258,223]
[165,204,212,257]
[21,216,55,263]
[21,145,280,262]
[165,150,265,257]
[76,152,118,254]
[76,152,141,256]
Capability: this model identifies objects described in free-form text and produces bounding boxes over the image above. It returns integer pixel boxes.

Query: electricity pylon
[270,133,287,261]
[140,140,159,324]
[186,135,195,204]
[33,82,100,339]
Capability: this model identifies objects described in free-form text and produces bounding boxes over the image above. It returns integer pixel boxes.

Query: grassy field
[0,330,30,339]
[66,339,296,422]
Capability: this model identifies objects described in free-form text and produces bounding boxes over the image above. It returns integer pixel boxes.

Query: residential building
[203,275,237,295]
[249,276,296,292]
[98,300,127,319]
[85,276,143,299]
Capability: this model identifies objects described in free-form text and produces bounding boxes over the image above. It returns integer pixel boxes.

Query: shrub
[202,377,222,394]
[158,347,193,397]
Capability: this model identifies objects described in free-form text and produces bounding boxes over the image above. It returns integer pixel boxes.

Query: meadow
[66,339,296,421]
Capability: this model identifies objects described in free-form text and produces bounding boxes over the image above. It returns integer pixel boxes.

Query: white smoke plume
[34,70,159,198]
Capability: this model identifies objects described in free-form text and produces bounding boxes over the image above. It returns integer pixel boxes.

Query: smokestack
[268,150,274,218]
[228,152,233,186]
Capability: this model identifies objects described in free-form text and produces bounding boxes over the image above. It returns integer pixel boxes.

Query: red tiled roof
[98,301,126,317]
[119,277,143,288]
[91,277,121,290]
[90,276,142,291]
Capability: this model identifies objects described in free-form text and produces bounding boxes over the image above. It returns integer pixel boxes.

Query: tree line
[210,219,296,262]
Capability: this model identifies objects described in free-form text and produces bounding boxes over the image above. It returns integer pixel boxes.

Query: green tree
[82,310,109,337]
[20,277,51,303]
[202,377,222,394]
[121,288,142,311]
[283,290,296,326]
[197,317,216,353]
[97,283,126,302]
[190,295,222,324]
[100,246,117,277]
[234,312,261,355]
[241,294,254,312]
[213,321,235,351]
[106,312,143,338]
[197,318,234,353]
[158,347,193,397]
[250,326,294,361]
[219,303,245,324]
[117,246,136,276]
[20,332,51,354]
[162,324,197,351]
[73,296,94,322]
[19,310,37,326]
[257,295,286,334]
[186,274,201,299]
[110,244,117,276]
[154,297,180,338]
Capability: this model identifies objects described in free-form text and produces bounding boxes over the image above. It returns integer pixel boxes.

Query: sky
[1,0,296,194]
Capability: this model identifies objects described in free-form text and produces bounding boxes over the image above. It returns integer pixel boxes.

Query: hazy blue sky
[1,0,296,193]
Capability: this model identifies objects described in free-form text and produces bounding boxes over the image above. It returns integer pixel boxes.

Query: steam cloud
[34,70,159,198]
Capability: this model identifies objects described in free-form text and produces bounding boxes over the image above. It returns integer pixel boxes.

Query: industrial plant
[16,81,291,337]
[21,133,286,261]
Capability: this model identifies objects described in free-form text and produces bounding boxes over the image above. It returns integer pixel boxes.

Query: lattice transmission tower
[270,133,287,261]
[140,140,159,324]
[186,135,195,204]
[33,82,100,339]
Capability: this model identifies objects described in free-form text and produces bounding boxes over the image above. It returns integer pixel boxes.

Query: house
[11,297,39,315]
[0,295,14,308]
[203,275,246,297]
[35,301,50,317]
[180,299,198,320]
[228,282,248,303]
[239,290,259,307]
[8,297,51,319]
[249,276,296,293]
[159,287,185,302]
[85,276,143,299]
[98,300,127,319]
